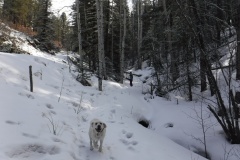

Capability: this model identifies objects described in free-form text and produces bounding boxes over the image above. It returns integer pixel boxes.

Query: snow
[0,51,209,160]
[0,25,240,160]
[51,0,75,18]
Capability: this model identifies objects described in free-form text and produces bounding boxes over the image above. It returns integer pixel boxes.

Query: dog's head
[92,121,107,133]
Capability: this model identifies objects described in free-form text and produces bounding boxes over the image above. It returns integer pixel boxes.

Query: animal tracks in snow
[18,92,34,99]
[5,120,21,125]
[46,103,54,109]
[6,143,60,159]
[126,132,133,139]
[119,130,138,150]
[164,122,174,128]
[107,109,116,123]
[22,133,38,139]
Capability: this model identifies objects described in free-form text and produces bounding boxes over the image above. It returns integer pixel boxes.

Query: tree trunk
[137,0,142,69]
[96,0,104,91]
[176,0,240,144]
[216,0,224,46]
[236,3,240,106]
[100,0,106,80]
[163,0,179,82]
[104,0,110,69]
[119,0,122,81]
[111,0,114,75]
[120,0,127,84]
[189,0,207,92]
[186,44,192,101]
[76,0,83,75]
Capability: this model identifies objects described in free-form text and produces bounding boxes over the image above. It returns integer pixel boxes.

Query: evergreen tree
[72,0,98,70]
[51,12,70,49]
[33,0,55,52]
[60,12,68,47]
[2,0,34,26]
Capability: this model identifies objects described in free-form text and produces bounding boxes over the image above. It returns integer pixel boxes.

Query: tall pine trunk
[120,0,127,84]
[189,0,207,92]
[111,0,114,75]
[100,0,106,80]
[119,0,122,81]
[137,0,142,69]
[163,0,179,83]
[104,0,110,78]
[76,0,83,75]
[96,0,104,91]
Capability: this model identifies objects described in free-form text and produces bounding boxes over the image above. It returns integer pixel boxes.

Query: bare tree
[120,0,127,83]
[137,0,143,69]
[96,0,104,91]
[76,0,83,74]
[175,0,240,143]
[101,0,106,80]
[162,0,179,83]
[188,102,214,159]
[235,1,240,110]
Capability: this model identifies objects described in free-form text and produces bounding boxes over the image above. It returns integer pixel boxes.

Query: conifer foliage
[33,0,55,52]
[2,0,34,26]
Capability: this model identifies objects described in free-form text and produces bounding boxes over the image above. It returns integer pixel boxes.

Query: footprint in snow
[18,92,34,99]
[120,130,138,147]
[164,122,174,128]
[6,143,60,159]
[111,109,116,114]
[5,120,20,125]
[131,141,138,145]
[108,109,116,121]
[46,103,54,109]
[50,110,56,115]
[22,133,38,139]
[126,132,133,139]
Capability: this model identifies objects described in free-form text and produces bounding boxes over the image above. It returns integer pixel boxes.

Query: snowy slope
[2,24,240,160]
[0,51,209,160]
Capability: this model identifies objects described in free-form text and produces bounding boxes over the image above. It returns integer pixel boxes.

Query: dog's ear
[103,123,107,128]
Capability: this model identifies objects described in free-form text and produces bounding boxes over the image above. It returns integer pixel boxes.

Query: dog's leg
[98,139,103,152]
[90,138,93,150]
[94,140,98,147]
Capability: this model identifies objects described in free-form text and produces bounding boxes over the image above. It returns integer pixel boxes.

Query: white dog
[88,119,107,152]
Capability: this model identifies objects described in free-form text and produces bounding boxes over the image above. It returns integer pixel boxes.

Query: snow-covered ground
[0,51,207,160]
[0,26,240,160]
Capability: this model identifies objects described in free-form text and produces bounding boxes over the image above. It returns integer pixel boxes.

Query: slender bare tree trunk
[100,0,106,79]
[120,0,126,83]
[137,0,142,69]
[162,0,179,86]
[104,0,110,79]
[119,0,122,80]
[162,0,172,88]
[76,0,83,74]
[188,0,207,92]
[216,0,224,46]
[111,0,114,75]
[236,3,240,105]
[234,4,240,143]
[96,0,104,91]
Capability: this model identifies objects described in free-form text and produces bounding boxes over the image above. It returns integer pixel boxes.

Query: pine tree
[2,0,34,26]
[33,0,55,52]
[72,0,98,70]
